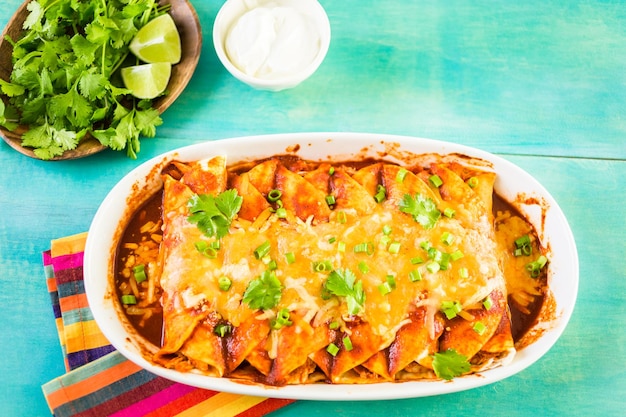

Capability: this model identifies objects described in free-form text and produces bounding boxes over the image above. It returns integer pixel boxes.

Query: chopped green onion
[410,256,424,265]
[218,276,232,291]
[328,166,335,176]
[514,234,532,256]
[409,269,422,282]
[427,247,442,262]
[133,264,147,283]
[343,336,353,351]
[271,308,293,330]
[121,294,137,305]
[327,343,340,356]
[268,189,282,202]
[386,274,396,289]
[441,232,455,246]
[267,259,278,271]
[275,207,287,219]
[374,184,387,203]
[426,261,440,274]
[214,323,232,337]
[329,321,340,330]
[396,168,409,183]
[312,260,333,272]
[526,255,548,278]
[209,241,221,250]
[353,242,374,255]
[420,240,432,251]
[459,267,469,279]
[515,234,531,247]
[483,296,493,310]
[358,261,369,274]
[388,242,401,254]
[285,252,296,264]
[467,177,478,188]
[380,235,392,247]
[450,250,464,261]
[429,174,443,188]
[439,252,451,270]
[254,240,271,260]
[382,225,392,235]
[337,241,346,252]
[473,322,487,335]
[325,195,336,206]
[441,300,462,320]
[443,207,456,218]
[328,236,337,244]
[195,241,218,259]
[337,211,347,224]
[378,282,393,295]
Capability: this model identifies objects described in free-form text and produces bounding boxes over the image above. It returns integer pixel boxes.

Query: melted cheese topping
[154,156,516,384]
[161,184,500,337]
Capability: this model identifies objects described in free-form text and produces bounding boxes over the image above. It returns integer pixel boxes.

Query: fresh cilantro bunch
[0,0,169,159]
[187,190,243,239]
[399,193,442,229]
[324,268,366,315]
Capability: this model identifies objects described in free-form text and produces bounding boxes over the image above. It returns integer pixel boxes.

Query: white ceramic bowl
[85,132,578,400]
[213,0,331,91]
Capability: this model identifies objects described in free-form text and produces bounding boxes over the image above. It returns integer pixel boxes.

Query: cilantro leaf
[432,349,471,380]
[324,268,366,315]
[0,79,25,97]
[399,193,441,229]
[23,1,44,30]
[187,190,243,239]
[243,270,283,310]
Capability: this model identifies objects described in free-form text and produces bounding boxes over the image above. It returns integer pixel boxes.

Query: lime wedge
[129,14,181,64]
[121,62,172,99]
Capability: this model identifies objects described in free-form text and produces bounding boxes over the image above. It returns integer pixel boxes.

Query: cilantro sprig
[324,268,366,315]
[187,190,243,239]
[243,270,283,310]
[432,349,471,380]
[399,193,441,229]
[0,0,170,159]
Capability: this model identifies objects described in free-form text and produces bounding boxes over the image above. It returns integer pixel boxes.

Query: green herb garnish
[214,323,232,338]
[187,189,243,239]
[526,255,548,278]
[399,193,441,229]
[432,349,471,380]
[271,308,293,330]
[324,268,365,315]
[242,270,283,310]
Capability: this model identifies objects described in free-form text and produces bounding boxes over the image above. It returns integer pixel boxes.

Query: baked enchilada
[115,154,548,385]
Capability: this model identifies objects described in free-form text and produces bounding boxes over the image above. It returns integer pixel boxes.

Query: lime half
[121,62,172,99]
[130,14,181,64]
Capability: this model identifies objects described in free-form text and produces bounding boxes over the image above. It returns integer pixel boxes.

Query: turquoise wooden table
[1,0,625,415]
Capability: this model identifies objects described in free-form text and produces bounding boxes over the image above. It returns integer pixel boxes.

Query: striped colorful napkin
[41,232,294,417]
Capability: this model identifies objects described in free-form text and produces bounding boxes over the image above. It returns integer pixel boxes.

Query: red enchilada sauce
[115,158,548,348]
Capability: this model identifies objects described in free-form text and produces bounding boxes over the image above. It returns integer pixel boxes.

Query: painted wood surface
[0,1,624,416]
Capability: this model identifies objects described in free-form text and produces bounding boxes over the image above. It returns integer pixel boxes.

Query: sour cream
[225,1,321,80]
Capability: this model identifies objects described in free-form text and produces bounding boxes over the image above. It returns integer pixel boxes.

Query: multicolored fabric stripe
[42,232,295,417]
[48,232,115,370]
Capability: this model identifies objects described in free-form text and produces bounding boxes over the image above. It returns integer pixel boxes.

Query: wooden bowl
[0,0,202,160]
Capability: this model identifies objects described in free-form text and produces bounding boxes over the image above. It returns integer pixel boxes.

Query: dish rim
[84,132,579,400]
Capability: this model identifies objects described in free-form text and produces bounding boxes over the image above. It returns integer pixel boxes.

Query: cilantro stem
[42,0,64,14]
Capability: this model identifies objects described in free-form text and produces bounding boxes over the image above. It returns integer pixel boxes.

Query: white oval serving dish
[85,132,578,400]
